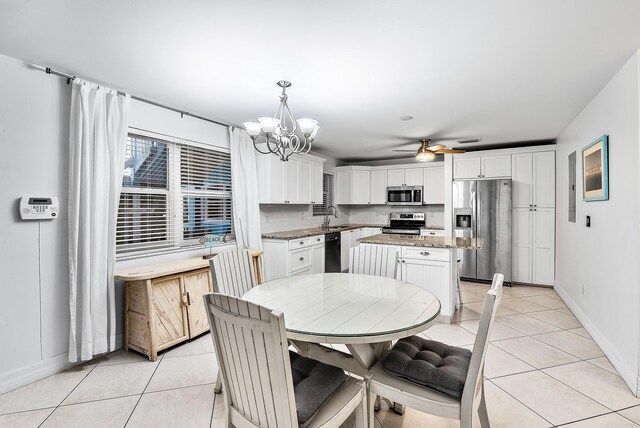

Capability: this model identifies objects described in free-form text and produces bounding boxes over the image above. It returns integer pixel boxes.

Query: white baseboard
[555,286,639,396]
[0,333,124,395]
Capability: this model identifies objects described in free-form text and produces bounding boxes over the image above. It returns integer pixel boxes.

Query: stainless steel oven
[386,186,424,206]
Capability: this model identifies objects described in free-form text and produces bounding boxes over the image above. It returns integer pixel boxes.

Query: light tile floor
[1,281,640,427]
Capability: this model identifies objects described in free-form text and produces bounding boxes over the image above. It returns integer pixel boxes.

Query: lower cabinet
[263,235,325,281]
[360,243,455,318]
[123,267,213,361]
[340,228,368,271]
[512,207,555,286]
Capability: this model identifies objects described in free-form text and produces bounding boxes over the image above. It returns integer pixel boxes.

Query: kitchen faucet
[322,205,338,230]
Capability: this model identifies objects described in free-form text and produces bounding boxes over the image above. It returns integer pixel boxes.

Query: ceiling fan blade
[392,149,419,152]
[427,144,445,152]
[435,149,466,154]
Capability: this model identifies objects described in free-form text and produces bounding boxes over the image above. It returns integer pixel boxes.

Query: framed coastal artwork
[582,135,609,201]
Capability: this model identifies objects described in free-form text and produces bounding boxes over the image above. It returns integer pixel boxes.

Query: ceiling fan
[393,138,478,161]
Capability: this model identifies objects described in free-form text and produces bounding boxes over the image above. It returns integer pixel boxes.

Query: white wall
[555,51,640,394]
[0,53,233,393]
[0,55,74,392]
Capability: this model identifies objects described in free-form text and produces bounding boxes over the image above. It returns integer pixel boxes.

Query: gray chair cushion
[290,351,347,427]
[380,336,472,398]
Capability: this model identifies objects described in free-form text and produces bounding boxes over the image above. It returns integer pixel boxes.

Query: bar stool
[456,259,463,309]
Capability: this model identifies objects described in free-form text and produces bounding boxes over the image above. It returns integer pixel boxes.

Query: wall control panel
[20,197,59,220]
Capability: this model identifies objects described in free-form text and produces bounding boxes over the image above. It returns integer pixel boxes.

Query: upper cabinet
[257,152,325,204]
[512,151,555,208]
[336,167,373,205]
[453,154,511,179]
[387,168,423,186]
[423,166,445,204]
[370,170,388,204]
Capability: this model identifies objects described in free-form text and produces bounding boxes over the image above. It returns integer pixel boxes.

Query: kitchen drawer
[402,246,449,261]
[289,247,312,271]
[421,229,444,237]
[288,234,324,250]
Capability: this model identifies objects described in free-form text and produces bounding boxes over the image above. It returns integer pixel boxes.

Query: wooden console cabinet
[115,252,263,361]
[116,259,214,361]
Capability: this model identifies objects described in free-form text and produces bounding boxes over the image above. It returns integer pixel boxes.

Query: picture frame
[582,135,609,201]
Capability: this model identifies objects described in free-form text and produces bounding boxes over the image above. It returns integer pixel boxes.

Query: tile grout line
[36,362,100,428]
[488,379,555,426]
[123,353,166,427]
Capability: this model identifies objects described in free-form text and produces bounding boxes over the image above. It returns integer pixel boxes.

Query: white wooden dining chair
[204,293,367,428]
[209,248,258,394]
[369,273,504,428]
[349,245,399,279]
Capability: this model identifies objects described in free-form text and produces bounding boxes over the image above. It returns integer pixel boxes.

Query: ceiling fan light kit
[244,80,319,162]
[392,138,468,161]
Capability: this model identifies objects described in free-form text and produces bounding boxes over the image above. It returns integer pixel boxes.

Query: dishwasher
[324,232,341,272]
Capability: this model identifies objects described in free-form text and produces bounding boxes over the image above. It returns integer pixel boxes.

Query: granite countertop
[357,234,485,250]
[262,224,384,240]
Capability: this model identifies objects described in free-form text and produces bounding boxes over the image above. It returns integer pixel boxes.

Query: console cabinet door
[311,244,325,274]
[351,170,371,205]
[424,166,444,204]
[370,169,388,204]
[532,208,555,285]
[533,151,556,208]
[183,268,213,337]
[453,157,481,179]
[404,168,424,186]
[481,154,512,178]
[151,275,189,349]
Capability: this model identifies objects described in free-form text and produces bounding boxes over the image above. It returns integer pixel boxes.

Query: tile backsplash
[260,204,351,233]
[259,203,444,233]
[348,204,444,227]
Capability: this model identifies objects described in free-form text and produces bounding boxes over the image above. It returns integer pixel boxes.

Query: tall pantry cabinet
[511,151,555,285]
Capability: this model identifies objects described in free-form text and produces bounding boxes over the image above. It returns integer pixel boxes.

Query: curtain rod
[31,64,231,128]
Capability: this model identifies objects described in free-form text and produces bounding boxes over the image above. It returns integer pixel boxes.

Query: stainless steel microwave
[386,186,424,205]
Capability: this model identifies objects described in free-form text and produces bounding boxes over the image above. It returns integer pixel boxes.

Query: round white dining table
[242,273,441,377]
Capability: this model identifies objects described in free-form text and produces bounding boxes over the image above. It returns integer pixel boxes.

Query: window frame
[313,172,335,216]
[116,129,234,260]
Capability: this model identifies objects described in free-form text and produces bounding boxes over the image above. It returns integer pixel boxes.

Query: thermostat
[20,197,59,220]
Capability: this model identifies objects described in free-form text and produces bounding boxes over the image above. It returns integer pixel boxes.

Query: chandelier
[243,80,319,162]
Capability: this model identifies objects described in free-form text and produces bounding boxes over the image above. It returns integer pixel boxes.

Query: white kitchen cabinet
[311,242,325,274]
[350,228,363,247]
[453,154,511,179]
[421,228,445,237]
[387,169,405,186]
[511,150,555,286]
[370,170,388,204]
[481,154,512,177]
[532,207,555,285]
[387,168,423,186]
[359,243,454,317]
[512,151,555,208]
[453,157,481,179]
[340,230,351,271]
[512,206,555,286]
[311,161,323,204]
[351,170,371,205]
[512,207,533,283]
[262,235,325,281]
[533,151,556,208]
[335,167,371,205]
[256,152,325,204]
[423,166,445,204]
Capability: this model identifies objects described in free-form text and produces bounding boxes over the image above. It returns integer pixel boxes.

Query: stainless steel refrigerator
[453,179,512,283]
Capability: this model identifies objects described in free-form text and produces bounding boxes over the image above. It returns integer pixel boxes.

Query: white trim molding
[555,286,639,397]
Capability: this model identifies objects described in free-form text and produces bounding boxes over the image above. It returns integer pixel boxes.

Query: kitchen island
[358,234,485,321]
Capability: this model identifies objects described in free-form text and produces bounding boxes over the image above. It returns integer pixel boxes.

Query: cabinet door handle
[317,238,321,242]
[420,251,430,256]
[186,291,192,306]
[402,260,405,263]
[299,257,304,261]
[299,241,304,245]
[429,232,435,235]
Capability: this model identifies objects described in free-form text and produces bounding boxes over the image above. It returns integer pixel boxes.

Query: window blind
[313,173,334,216]
[116,134,233,257]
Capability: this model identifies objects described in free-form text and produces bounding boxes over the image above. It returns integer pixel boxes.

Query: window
[117,133,233,257]
[313,173,334,216]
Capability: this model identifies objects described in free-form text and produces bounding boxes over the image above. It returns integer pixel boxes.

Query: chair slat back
[204,293,298,428]
[461,273,504,409]
[349,246,398,279]
[209,249,257,297]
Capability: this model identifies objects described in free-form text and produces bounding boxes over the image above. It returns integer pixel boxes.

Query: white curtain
[229,127,262,250]
[68,79,130,362]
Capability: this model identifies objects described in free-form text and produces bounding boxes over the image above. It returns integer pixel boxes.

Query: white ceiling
[1,0,640,161]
